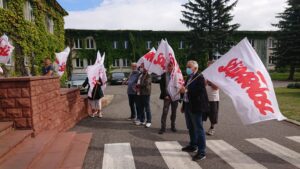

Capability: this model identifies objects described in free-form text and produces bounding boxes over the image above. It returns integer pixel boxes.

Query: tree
[181,0,239,62]
[273,0,300,80]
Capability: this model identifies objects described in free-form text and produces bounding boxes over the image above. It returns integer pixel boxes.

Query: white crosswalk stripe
[246,138,300,168]
[102,143,136,169]
[286,136,300,144]
[155,141,202,169]
[206,140,267,169]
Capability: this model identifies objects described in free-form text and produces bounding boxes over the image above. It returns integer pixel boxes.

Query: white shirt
[206,85,220,101]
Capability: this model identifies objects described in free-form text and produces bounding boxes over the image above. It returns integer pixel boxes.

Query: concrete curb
[285,119,300,126]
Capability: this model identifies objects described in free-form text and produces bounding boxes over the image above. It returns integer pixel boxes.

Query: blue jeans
[137,95,152,123]
[128,94,137,119]
[184,102,206,156]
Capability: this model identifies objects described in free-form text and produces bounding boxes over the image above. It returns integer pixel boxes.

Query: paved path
[71,84,300,169]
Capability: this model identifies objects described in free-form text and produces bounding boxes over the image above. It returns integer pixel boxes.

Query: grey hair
[131,62,137,66]
[188,60,199,69]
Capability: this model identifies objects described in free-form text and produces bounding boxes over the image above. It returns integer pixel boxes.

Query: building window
[86,37,95,49]
[74,39,83,49]
[113,59,120,67]
[87,59,93,65]
[179,41,184,49]
[24,1,34,22]
[45,15,54,34]
[249,39,255,47]
[269,39,276,48]
[146,41,152,49]
[113,41,118,49]
[75,58,84,68]
[0,0,8,9]
[123,59,129,67]
[124,41,129,49]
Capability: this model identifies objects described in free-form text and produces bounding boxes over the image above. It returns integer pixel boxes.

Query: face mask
[186,68,193,75]
[140,68,144,72]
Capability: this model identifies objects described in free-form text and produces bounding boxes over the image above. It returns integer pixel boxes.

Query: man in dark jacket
[180,60,209,161]
[159,63,179,134]
[135,64,152,128]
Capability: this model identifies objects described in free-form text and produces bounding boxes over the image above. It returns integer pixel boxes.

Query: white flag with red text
[86,64,101,98]
[147,39,168,75]
[55,47,70,76]
[94,51,107,92]
[137,47,156,69]
[202,38,286,124]
[0,34,14,64]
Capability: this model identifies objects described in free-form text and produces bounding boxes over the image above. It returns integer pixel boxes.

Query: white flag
[0,66,3,74]
[94,51,107,92]
[137,47,156,69]
[55,47,70,76]
[95,51,102,65]
[147,39,168,75]
[202,38,286,124]
[86,64,101,98]
[0,34,14,64]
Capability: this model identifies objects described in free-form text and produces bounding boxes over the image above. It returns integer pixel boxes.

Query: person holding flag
[180,60,209,161]
[158,62,179,134]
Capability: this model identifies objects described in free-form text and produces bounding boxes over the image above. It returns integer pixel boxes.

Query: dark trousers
[128,94,137,119]
[161,99,178,130]
[184,102,206,156]
[137,95,151,123]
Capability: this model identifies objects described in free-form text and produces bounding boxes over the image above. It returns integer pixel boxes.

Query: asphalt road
[71,84,300,169]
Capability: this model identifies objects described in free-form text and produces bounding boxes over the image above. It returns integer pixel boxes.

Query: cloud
[63,0,287,31]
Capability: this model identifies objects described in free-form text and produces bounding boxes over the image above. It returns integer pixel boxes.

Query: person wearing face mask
[179,60,210,161]
[135,64,152,128]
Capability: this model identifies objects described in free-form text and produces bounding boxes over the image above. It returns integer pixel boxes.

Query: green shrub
[287,83,300,89]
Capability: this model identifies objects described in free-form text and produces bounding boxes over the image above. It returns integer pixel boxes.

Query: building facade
[65,29,276,75]
[0,0,68,76]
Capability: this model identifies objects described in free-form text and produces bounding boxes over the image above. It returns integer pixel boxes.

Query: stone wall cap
[0,76,59,82]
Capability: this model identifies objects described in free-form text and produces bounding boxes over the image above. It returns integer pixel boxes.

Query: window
[179,41,184,49]
[87,59,93,65]
[86,37,95,49]
[249,39,255,47]
[124,41,129,49]
[113,59,120,67]
[75,58,84,68]
[45,15,54,34]
[24,55,30,66]
[146,41,152,49]
[24,1,34,22]
[74,39,83,49]
[113,41,118,49]
[123,59,129,67]
[0,0,8,9]
[269,39,276,48]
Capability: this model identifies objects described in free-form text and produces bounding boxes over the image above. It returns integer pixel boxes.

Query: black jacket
[183,72,209,115]
[82,77,104,100]
[159,73,168,99]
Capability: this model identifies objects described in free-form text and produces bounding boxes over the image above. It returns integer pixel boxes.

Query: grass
[270,72,300,81]
[275,87,300,122]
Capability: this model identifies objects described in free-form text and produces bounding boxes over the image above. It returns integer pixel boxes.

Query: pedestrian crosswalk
[101,136,300,169]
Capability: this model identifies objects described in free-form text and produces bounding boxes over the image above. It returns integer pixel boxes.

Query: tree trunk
[288,64,295,81]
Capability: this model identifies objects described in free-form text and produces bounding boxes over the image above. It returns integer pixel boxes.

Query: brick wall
[0,76,90,134]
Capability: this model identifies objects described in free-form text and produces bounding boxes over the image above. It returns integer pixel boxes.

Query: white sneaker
[99,112,103,118]
[89,112,97,118]
[145,123,151,128]
[142,121,147,125]
[135,121,142,126]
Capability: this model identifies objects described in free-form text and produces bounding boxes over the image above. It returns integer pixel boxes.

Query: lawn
[275,88,300,122]
[270,72,300,81]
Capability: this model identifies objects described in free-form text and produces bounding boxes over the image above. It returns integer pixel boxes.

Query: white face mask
[140,68,144,72]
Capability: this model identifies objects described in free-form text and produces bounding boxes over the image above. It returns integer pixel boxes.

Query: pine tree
[273,0,300,80]
[181,0,239,63]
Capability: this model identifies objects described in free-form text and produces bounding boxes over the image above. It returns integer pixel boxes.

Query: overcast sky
[57,0,287,31]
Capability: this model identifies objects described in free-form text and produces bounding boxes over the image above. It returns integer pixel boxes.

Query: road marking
[247,138,300,168]
[286,136,300,144]
[155,141,202,169]
[206,140,267,169]
[102,143,136,169]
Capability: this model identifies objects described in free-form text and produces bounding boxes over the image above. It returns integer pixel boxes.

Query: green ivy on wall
[0,0,67,76]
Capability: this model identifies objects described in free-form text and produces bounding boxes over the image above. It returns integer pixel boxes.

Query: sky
[56,0,287,31]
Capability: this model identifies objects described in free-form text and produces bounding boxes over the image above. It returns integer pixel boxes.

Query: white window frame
[123,58,129,67]
[0,0,7,9]
[113,59,120,67]
[146,41,152,49]
[74,39,82,49]
[24,1,34,22]
[0,0,3,8]
[124,41,128,49]
[46,15,54,34]
[113,41,118,49]
[179,41,184,49]
[269,39,276,48]
[75,58,84,68]
[87,59,93,65]
[86,37,95,49]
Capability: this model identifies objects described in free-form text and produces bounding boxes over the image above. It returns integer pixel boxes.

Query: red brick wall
[0,76,89,134]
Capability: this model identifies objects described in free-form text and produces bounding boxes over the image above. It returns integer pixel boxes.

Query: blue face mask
[186,68,193,75]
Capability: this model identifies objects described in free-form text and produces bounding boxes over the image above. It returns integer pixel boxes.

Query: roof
[48,0,68,16]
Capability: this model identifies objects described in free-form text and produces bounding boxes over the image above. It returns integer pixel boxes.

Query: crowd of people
[124,60,220,161]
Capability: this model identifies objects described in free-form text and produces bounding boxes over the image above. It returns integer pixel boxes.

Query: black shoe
[192,154,206,161]
[181,145,197,152]
[171,127,177,132]
[158,129,165,134]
